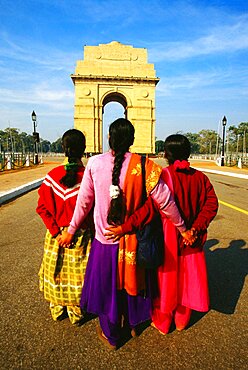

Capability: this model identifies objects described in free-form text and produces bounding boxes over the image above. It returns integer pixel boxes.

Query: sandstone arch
[71,41,159,153]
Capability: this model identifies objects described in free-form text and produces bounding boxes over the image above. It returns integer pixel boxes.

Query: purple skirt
[81,238,151,326]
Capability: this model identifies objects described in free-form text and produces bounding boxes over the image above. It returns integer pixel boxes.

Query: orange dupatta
[117,154,162,295]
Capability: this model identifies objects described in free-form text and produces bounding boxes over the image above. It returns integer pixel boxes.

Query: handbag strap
[141,156,147,204]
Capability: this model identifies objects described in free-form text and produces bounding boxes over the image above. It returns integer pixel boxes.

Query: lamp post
[221,115,227,166]
[31,110,39,165]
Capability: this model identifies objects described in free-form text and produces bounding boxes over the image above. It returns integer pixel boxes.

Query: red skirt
[153,217,209,314]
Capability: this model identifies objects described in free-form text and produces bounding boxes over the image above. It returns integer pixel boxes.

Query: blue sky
[0,0,247,143]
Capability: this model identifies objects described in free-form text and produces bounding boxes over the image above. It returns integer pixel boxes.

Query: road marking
[219,200,248,215]
[194,167,248,179]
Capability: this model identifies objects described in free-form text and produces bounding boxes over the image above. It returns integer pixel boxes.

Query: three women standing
[59,119,193,349]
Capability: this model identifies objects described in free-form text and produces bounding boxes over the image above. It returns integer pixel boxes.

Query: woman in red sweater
[151,134,218,334]
[36,129,94,325]
[106,134,218,334]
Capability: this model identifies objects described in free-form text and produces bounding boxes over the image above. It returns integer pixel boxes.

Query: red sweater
[36,165,91,237]
[165,166,218,231]
[122,166,218,246]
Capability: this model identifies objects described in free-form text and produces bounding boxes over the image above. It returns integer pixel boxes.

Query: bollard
[238,158,242,169]
[26,154,30,167]
[40,155,43,164]
[7,155,12,170]
[216,157,221,167]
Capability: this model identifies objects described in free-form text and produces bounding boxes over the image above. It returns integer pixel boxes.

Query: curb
[0,166,247,206]
[193,167,248,180]
[0,178,44,205]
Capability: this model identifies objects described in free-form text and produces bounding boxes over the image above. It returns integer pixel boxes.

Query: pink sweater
[68,152,186,243]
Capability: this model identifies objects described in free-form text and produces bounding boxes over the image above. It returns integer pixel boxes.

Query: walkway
[0,157,247,205]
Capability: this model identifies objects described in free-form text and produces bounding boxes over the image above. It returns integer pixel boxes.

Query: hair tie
[109,185,120,199]
[64,162,78,171]
[173,160,190,171]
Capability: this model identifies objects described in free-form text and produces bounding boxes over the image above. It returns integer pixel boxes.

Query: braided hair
[107,118,135,225]
[164,134,191,164]
[60,129,86,188]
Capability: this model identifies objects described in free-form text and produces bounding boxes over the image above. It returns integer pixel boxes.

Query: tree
[51,137,63,153]
[197,129,218,155]
[19,131,35,153]
[238,122,248,155]
[238,122,248,131]
[156,131,218,155]
[155,140,164,154]
[184,132,200,154]
[0,127,53,153]
[39,139,52,153]
[3,128,19,152]
[228,122,248,154]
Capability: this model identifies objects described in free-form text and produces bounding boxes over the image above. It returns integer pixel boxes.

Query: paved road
[0,167,247,369]
[207,172,248,211]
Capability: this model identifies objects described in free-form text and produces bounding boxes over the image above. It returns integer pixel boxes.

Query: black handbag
[136,156,164,269]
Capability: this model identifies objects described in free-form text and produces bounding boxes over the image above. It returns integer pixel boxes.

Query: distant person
[106,134,218,334]
[36,129,94,325]
[59,119,193,349]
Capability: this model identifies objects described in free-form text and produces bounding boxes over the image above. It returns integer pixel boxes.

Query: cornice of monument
[71,74,160,85]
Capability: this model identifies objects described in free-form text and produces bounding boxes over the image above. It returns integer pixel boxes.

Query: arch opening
[102,92,127,113]
[102,101,125,152]
[102,92,127,152]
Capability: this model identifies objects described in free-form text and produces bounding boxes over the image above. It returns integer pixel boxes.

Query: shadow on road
[205,238,248,314]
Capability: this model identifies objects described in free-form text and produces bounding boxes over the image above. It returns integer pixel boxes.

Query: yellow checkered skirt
[39,227,92,306]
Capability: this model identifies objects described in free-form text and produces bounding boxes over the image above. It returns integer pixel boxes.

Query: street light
[31,110,39,164]
[221,115,227,166]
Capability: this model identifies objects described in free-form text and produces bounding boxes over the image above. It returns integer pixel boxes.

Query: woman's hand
[181,228,197,246]
[58,230,74,248]
[104,225,124,242]
[55,234,62,244]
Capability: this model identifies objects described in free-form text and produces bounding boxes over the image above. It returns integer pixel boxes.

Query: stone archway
[71,41,159,154]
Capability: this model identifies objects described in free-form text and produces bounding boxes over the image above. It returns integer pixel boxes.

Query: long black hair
[164,134,191,165]
[60,129,86,188]
[107,118,135,225]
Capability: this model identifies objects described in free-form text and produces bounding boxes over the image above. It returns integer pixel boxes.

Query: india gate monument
[71,41,159,154]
